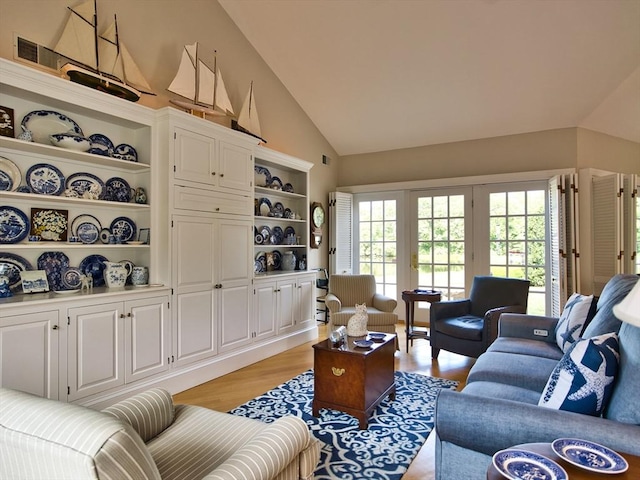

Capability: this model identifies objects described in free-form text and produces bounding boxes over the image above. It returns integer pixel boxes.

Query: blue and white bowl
[50,132,91,152]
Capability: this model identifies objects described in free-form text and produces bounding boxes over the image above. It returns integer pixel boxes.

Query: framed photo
[138,227,150,245]
[20,270,49,293]
[30,208,69,241]
[0,105,14,138]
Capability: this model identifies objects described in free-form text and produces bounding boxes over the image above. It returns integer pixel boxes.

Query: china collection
[492,437,629,480]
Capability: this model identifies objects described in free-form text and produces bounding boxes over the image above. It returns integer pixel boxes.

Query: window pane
[360,223,370,241]
[450,195,465,217]
[433,219,449,241]
[418,219,432,241]
[508,191,525,214]
[359,202,370,221]
[385,221,397,241]
[491,217,507,240]
[371,201,384,221]
[385,201,396,220]
[527,190,545,214]
[433,196,448,218]
[418,197,432,217]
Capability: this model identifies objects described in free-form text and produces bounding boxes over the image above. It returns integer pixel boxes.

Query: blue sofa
[434,274,640,479]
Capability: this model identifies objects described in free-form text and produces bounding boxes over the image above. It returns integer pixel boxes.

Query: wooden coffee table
[312,333,396,429]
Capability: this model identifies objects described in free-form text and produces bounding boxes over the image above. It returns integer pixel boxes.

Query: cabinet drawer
[174,185,252,216]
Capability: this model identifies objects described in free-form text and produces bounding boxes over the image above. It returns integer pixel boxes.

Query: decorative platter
[37,251,70,291]
[271,202,285,218]
[105,177,131,202]
[271,250,282,270]
[71,214,102,239]
[254,165,271,187]
[66,172,105,199]
[61,267,83,290]
[254,251,266,273]
[0,205,29,244]
[283,182,294,193]
[49,133,91,152]
[269,176,283,190]
[0,252,33,290]
[284,208,294,219]
[354,339,373,348]
[110,216,136,243]
[26,163,65,196]
[112,143,138,162]
[259,225,272,245]
[284,226,296,239]
[0,156,21,192]
[271,226,284,245]
[21,110,83,144]
[551,438,628,474]
[258,197,272,216]
[76,222,100,244]
[79,254,108,287]
[88,133,115,156]
[492,449,568,480]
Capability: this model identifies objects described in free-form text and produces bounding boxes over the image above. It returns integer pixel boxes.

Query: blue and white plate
[354,339,373,348]
[26,163,65,196]
[88,133,115,156]
[79,254,108,287]
[21,110,83,144]
[283,182,294,193]
[66,172,105,199]
[493,449,567,480]
[368,332,386,341]
[0,206,29,244]
[254,166,271,187]
[76,222,100,244]
[61,267,82,290]
[105,177,131,202]
[259,225,272,245]
[284,226,296,237]
[271,202,285,218]
[552,438,628,474]
[0,156,21,192]
[258,197,272,216]
[0,252,32,290]
[254,251,266,273]
[269,176,283,190]
[271,226,284,245]
[37,251,70,291]
[110,216,136,243]
[272,250,282,270]
[112,143,138,162]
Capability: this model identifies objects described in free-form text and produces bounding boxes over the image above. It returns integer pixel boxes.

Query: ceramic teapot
[103,261,132,288]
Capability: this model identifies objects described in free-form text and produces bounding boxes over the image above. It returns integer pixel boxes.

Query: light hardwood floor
[173,323,475,480]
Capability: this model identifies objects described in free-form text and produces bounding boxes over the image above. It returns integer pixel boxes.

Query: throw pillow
[539,332,619,416]
[555,293,595,353]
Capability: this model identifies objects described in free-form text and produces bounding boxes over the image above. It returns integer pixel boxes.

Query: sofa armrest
[498,313,559,342]
[430,299,471,322]
[435,390,640,457]
[372,293,397,312]
[202,416,319,480]
[483,305,528,343]
[325,293,341,313]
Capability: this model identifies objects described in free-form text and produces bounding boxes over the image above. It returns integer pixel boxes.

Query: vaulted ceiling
[219,0,640,156]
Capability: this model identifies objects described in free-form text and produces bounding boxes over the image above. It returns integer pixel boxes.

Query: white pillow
[555,293,594,352]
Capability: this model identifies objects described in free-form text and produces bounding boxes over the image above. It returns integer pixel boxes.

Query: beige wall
[338,128,638,187]
[0,0,338,269]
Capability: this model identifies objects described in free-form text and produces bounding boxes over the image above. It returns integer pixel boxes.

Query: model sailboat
[232,81,266,143]
[168,42,234,117]
[54,0,154,102]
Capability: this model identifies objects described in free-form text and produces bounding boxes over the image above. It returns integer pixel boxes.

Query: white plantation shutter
[566,173,580,294]
[549,175,564,317]
[592,174,623,294]
[329,192,353,275]
[622,174,638,273]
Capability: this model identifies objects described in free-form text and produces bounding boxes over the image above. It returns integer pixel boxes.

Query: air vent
[14,34,63,72]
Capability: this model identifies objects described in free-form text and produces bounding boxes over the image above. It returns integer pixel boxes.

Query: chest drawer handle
[331,367,345,377]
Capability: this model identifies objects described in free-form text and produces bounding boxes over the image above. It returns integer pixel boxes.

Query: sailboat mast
[249,81,254,115]
[114,14,121,57]
[93,0,99,72]
[194,43,199,104]
[212,50,218,109]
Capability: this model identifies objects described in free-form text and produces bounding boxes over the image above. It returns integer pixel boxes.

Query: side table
[312,333,396,429]
[487,442,640,479]
[402,290,441,352]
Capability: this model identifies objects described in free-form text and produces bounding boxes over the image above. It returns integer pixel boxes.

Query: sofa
[325,274,398,334]
[434,274,640,479]
[0,387,321,480]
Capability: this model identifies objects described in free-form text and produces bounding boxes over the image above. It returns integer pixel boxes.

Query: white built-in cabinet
[0,60,317,408]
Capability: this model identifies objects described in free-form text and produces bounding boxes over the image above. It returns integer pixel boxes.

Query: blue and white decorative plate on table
[26,163,65,196]
[110,216,136,243]
[493,449,567,480]
[37,251,70,291]
[66,172,105,199]
[88,133,115,156]
[551,438,628,474]
[21,110,83,144]
[112,143,137,162]
[0,252,33,290]
[0,206,29,244]
[79,254,108,287]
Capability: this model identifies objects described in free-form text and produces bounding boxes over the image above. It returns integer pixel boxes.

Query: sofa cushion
[582,274,638,338]
[488,337,563,361]
[466,351,559,391]
[605,322,640,424]
[435,315,484,341]
[538,332,619,416]
[103,388,175,442]
[462,381,541,405]
[555,293,595,352]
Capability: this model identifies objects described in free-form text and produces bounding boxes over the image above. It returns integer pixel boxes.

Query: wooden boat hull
[62,64,141,102]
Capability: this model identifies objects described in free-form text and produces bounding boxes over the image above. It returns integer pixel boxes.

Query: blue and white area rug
[230,370,458,480]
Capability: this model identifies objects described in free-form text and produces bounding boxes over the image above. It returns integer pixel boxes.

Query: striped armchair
[325,274,398,334]
[0,388,321,480]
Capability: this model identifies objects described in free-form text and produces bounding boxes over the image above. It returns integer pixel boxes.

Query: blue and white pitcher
[103,261,132,288]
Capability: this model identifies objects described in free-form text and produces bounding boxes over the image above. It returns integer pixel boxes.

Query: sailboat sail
[238,82,261,138]
[168,42,234,116]
[53,0,154,102]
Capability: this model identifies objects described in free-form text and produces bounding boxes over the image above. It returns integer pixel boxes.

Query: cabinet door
[219,141,253,193]
[254,281,277,341]
[125,296,170,383]
[0,311,59,399]
[175,290,216,366]
[277,279,296,333]
[296,274,316,329]
[218,283,253,352]
[68,303,124,401]
[174,127,217,187]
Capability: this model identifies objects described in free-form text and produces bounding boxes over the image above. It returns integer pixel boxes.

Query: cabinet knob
[220,173,224,177]
[211,171,216,176]
[52,325,59,330]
